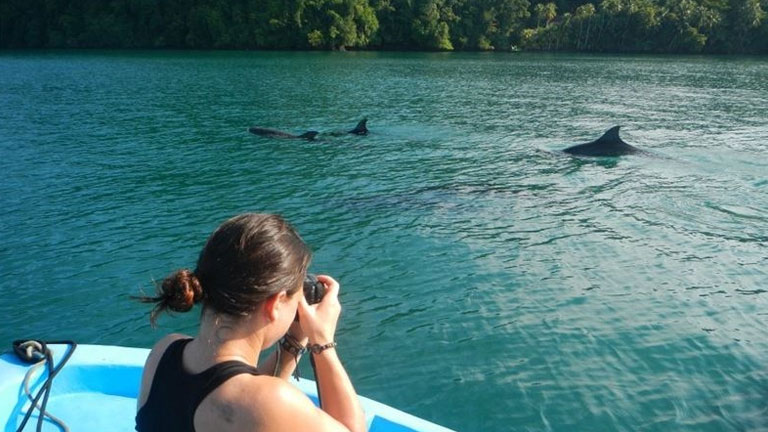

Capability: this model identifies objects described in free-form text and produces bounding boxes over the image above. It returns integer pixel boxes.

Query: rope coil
[11,339,77,432]
[13,340,46,364]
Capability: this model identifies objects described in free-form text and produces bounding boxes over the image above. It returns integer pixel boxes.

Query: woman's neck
[190,311,267,368]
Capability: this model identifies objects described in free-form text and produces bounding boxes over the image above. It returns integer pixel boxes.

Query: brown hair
[139,213,311,326]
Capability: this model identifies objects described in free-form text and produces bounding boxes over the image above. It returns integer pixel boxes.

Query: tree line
[1,0,766,53]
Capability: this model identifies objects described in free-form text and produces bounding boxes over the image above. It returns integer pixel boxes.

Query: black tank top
[135,338,261,432]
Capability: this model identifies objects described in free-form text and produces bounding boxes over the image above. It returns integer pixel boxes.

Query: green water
[1,51,767,431]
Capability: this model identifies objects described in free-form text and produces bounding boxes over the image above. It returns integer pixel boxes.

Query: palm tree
[575,3,596,49]
[598,0,622,49]
[534,3,546,28]
[544,2,557,26]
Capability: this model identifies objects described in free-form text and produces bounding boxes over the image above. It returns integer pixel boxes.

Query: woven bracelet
[308,342,337,354]
[280,335,307,357]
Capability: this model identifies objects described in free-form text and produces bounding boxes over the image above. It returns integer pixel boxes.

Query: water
[1,50,767,431]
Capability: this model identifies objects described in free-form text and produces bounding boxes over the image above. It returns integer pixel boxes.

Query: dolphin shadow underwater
[247,127,318,140]
[562,126,649,157]
[248,118,368,141]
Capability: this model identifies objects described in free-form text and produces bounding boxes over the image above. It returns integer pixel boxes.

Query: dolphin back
[248,126,317,140]
[563,125,639,157]
[249,127,293,137]
[248,127,270,135]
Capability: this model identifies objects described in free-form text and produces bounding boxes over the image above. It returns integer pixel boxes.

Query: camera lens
[303,274,326,305]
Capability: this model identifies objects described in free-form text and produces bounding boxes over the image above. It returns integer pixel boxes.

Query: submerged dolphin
[247,127,318,140]
[248,118,367,140]
[562,126,642,157]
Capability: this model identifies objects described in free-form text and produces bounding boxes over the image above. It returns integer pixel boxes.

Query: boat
[1,342,454,432]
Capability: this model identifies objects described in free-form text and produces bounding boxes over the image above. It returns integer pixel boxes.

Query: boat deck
[1,344,453,432]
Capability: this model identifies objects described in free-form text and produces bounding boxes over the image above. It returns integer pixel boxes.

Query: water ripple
[1,51,767,432]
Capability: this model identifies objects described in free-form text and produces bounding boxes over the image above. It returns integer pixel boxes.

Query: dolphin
[248,118,367,140]
[324,118,369,137]
[348,118,368,135]
[562,126,643,157]
[248,127,319,140]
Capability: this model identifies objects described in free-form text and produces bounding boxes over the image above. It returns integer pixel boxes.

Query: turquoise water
[1,51,767,431]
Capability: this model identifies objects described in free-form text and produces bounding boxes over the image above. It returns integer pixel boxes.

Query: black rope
[309,352,323,409]
[12,340,77,432]
[306,343,337,410]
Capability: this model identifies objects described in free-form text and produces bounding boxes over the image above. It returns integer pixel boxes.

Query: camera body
[303,273,326,305]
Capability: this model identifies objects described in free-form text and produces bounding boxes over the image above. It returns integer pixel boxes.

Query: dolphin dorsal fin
[350,118,368,135]
[599,126,621,143]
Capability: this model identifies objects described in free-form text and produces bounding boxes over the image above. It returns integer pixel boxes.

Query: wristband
[308,342,337,354]
[276,334,306,380]
[280,334,307,357]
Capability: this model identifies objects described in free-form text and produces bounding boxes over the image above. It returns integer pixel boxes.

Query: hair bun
[161,269,203,312]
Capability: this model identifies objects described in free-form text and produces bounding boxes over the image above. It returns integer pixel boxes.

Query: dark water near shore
[1,50,767,431]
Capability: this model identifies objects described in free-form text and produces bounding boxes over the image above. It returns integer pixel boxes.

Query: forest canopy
[1,0,766,53]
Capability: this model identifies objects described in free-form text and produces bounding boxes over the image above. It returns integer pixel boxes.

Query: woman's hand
[297,274,341,345]
[286,320,309,347]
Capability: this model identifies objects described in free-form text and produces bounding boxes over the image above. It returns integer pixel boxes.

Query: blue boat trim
[0,344,454,432]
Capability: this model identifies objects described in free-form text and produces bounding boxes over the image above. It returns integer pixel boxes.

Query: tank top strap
[191,358,262,411]
[155,338,193,375]
[191,360,259,411]
[162,338,192,369]
[136,338,195,432]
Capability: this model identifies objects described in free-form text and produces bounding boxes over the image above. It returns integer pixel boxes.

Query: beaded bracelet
[308,341,337,354]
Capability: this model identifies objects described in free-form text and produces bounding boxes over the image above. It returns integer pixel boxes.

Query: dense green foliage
[1,0,765,53]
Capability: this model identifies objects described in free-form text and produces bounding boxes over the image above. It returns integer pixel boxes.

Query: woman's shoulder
[150,333,189,353]
[144,333,189,368]
[137,333,190,409]
[218,374,308,411]
[206,374,348,431]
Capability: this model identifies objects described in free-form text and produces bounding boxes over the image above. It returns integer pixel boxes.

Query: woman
[135,213,366,432]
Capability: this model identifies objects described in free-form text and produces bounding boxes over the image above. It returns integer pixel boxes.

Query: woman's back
[136,337,261,431]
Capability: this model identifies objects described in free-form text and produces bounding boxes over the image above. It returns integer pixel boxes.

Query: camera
[303,273,326,305]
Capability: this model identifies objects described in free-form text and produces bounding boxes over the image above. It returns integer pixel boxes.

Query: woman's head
[142,213,311,325]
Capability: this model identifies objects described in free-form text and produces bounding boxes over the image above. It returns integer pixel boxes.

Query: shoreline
[1,47,767,58]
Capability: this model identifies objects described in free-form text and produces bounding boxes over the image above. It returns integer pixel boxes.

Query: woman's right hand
[297,274,341,345]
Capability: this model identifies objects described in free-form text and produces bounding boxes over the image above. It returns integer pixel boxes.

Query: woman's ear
[263,291,287,322]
